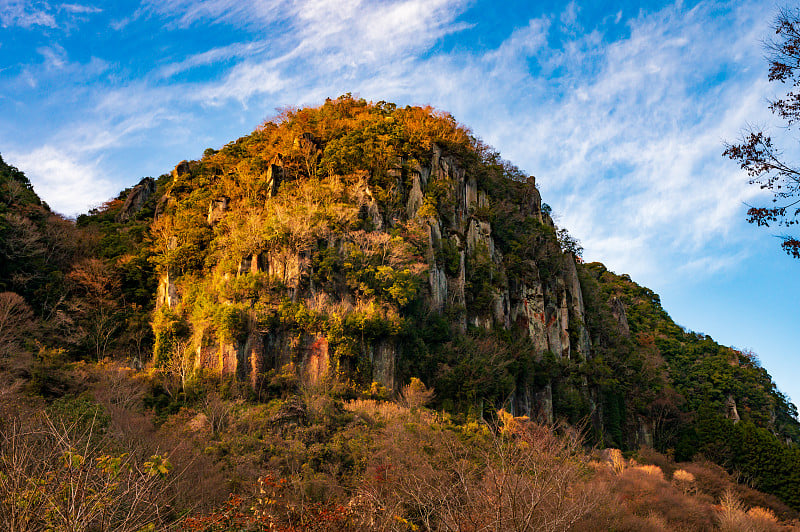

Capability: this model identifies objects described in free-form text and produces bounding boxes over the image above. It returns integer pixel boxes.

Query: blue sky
[2,0,799,407]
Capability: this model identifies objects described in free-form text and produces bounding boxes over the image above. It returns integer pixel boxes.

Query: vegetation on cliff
[1,96,800,528]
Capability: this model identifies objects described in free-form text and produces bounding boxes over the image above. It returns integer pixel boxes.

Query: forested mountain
[1,96,799,530]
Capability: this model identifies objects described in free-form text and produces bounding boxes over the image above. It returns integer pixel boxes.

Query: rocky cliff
[143,96,798,455]
[149,98,597,423]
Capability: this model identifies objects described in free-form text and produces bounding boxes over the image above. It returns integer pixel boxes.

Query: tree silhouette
[724,7,800,258]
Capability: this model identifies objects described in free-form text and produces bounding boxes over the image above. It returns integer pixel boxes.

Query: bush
[0,412,175,531]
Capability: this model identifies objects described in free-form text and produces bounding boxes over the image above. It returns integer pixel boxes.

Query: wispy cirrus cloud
[141,0,287,29]
[4,0,799,412]
[59,3,101,14]
[1,0,56,28]
[0,1,101,28]
[390,1,775,283]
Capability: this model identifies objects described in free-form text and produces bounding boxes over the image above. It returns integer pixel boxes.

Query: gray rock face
[170,143,591,402]
[156,272,180,309]
[265,164,283,198]
[521,176,543,222]
[726,395,741,422]
[355,180,383,230]
[153,193,173,221]
[172,160,191,181]
[207,196,231,226]
[369,341,397,391]
[564,254,592,358]
[636,416,654,448]
[117,177,156,222]
[610,297,630,337]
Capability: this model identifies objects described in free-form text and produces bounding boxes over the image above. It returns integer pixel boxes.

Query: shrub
[399,377,434,409]
[673,468,696,493]
[0,413,175,531]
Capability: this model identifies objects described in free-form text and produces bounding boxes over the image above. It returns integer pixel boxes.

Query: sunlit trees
[724,7,800,258]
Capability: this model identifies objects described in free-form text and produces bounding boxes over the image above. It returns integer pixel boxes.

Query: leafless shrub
[203,391,235,434]
[0,291,34,357]
[0,412,177,531]
[717,490,783,532]
[343,398,408,421]
[634,464,665,480]
[362,418,602,531]
[672,468,696,494]
[609,448,625,475]
[680,461,797,521]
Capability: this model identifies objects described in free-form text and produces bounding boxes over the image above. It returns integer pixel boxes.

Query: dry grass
[343,398,409,421]
[747,506,779,523]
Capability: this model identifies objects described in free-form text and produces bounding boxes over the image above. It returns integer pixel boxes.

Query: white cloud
[144,0,472,106]
[1,0,101,28]
[59,3,101,14]
[37,44,68,69]
[1,1,56,28]
[193,61,287,105]
[6,146,115,216]
[158,40,271,79]
[429,1,777,282]
[142,0,288,28]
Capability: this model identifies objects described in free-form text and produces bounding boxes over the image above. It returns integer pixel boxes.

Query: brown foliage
[363,417,602,531]
[399,377,434,409]
[67,258,122,359]
[0,291,34,357]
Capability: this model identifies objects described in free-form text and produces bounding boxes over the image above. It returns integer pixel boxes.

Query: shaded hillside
[579,263,800,507]
[0,154,78,316]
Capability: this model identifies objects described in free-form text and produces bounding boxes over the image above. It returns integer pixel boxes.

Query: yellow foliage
[747,506,779,523]
[634,464,665,480]
[609,448,625,475]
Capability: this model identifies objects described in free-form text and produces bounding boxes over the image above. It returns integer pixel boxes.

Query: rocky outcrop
[154,193,173,221]
[355,180,383,230]
[726,395,741,422]
[636,416,654,448]
[265,163,283,198]
[155,161,193,220]
[564,254,591,359]
[165,144,592,402]
[369,341,397,391]
[172,160,191,181]
[117,177,156,222]
[207,196,230,226]
[156,237,180,309]
[610,297,630,337]
[156,271,180,309]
